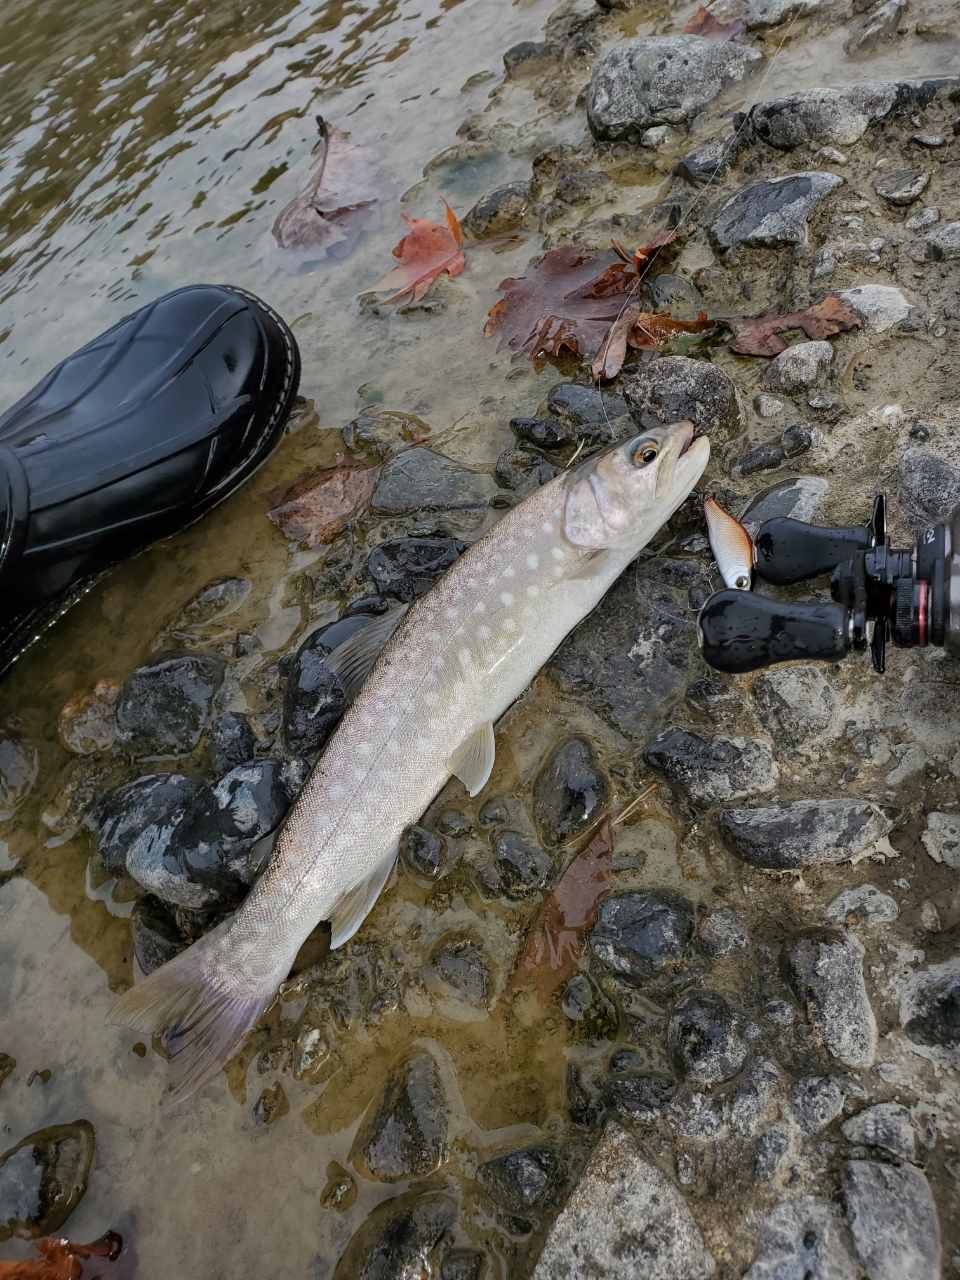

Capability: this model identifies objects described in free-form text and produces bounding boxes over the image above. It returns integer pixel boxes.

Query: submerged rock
[131,895,187,974]
[530,1122,716,1279]
[589,890,695,985]
[441,1249,488,1280]
[532,736,610,846]
[371,447,498,528]
[698,907,749,957]
[587,35,762,140]
[479,1145,556,1211]
[665,1090,725,1140]
[841,1103,916,1161]
[208,711,256,777]
[281,620,354,756]
[0,739,37,814]
[720,800,893,869]
[351,1048,448,1182]
[744,1195,860,1279]
[493,830,553,899]
[115,653,224,756]
[762,341,833,391]
[496,448,562,496]
[421,934,490,1012]
[368,537,469,602]
[752,665,838,745]
[463,181,532,237]
[510,416,574,451]
[546,382,631,444]
[668,991,747,1084]
[845,0,908,56]
[399,825,445,878]
[899,956,960,1057]
[58,680,121,756]
[604,1071,673,1123]
[93,773,201,878]
[645,728,777,804]
[748,84,896,149]
[0,1121,95,1242]
[621,356,745,441]
[783,930,877,1068]
[332,1190,458,1280]
[842,1161,941,1280]
[712,172,843,249]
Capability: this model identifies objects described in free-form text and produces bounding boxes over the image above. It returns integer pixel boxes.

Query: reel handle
[753,518,873,585]
[698,590,850,674]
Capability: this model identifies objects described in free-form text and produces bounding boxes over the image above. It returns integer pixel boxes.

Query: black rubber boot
[0,284,300,678]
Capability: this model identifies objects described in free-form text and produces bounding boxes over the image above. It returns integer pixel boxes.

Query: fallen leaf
[0,1231,122,1280]
[486,233,681,367]
[260,118,389,273]
[266,454,380,549]
[508,817,614,1001]
[683,4,747,38]
[375,200,466,304]
[725,292,863,357]
[593,306,716,379]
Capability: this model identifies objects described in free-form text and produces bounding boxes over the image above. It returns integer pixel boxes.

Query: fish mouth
[655,421,702,499]
[678,423,696,457]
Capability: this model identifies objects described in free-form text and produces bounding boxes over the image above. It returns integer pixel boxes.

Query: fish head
[564,420,710,552]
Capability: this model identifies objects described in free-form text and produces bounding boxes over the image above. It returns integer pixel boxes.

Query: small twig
[564,439,586,470]
[612,782,659,827]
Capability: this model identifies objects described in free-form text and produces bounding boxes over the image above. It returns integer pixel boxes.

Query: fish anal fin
[447,720,495,797]
[558,548,613,584]
[328,846,398,949]
[324,604,410,700]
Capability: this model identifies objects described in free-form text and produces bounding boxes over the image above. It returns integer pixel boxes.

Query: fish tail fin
[108,923,275,1108]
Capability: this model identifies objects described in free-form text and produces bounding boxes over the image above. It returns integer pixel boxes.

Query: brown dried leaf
[266,455,380,549]
[683,4,747,38]
[375,200,466,304]
[0,1231,123,1280]
[508,817,614,1001]
[593,308,717,379]
[726,293,863,357]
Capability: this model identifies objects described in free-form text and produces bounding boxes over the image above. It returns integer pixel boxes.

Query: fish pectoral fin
[323,604,410,701]
[558,548,613,584]
[447,720,496,797]
[328,846,398,950]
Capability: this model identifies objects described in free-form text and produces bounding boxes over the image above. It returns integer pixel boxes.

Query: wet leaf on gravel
[508,816,614,1001]
[593,306,716,380]
[682,5,746,38]
[726,293,863,357]
[0,1231,122,1280]
[265,455,381,549]
[375,200,466,304]
[268,117,383,267]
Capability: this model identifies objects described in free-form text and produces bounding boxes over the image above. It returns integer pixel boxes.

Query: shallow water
[1,0,959,1274]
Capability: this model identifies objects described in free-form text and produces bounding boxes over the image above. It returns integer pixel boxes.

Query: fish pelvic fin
[329,845,398,949]
[108,923,276,1108]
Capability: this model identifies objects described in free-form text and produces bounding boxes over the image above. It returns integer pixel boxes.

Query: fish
[109,421,710,1104]
[704,496,754,590]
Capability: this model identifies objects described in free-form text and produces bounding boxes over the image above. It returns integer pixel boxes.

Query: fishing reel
[698,493,960,674]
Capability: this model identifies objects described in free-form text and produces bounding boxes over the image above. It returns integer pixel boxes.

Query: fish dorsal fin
[447,720,496,797]
[324,604,410,700]
[557,548,613,585]
[328,845,398,949]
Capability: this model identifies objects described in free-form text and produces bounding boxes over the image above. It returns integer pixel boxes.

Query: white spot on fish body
[500,592,514,606]
[526,554,539,570]
[424,691,439,706]
[527,584,539,598]
[459,648,472,666]
[505,538,517,550]
[428,630,440,643]
[503,566,515,578]
[386,741,400,755]
[444,608,458,621]
[355,768,367,782]
[552,547,565,561]
[502,618,516,632]
[542,521,554,533]
[478,625,492,640]
[474,601,486,615]
[356,743,373,756]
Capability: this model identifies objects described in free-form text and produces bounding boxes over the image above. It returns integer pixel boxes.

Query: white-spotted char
[111,421,710,1103]
[704,496,754,590]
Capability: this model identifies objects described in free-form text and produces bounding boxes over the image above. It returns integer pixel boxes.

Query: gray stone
[533,736,611,847]
[827,883,899,926]
[332,1190,457,1280]
[755,394,785,418]
[749,83,896,149]
[399,825,445,878]
[874,167,930,207]
[668,991,748,1084]
[463,181,532,237]
[556,170,609,205]
[478,1145,556,1210]
[492,830,553,900]
[368,537,469,602]
[371,447,498,519]
[842,1161,941,1280]
[712,172,843,249]
[0,739,36,812]
[899,956,960,1057]
[731,1058,781,1137]
[792,1076,848,1135]
[421,934,490,1011]
[783,930,877,1068]
[131,895,187,975]
[677,133,742,185]
[698,907,749,957]
[510,416,575,451]
[744,1196,860,1279]
[899,448,960,531]
[837,284,911,332]
[441,1250,488,1280]
[0,1121,95,1242]
[603,1069,673,1123]
[645,728,778,804]
[841,1103,916,1161]
[530,1122,716,1279]
[753,665,838,745]
[116,652,225,756]
[666,1091,726,1140]
[905,206,939,231]
[720,800,893,869]
[746,0,827,25]
[92,772,201,878]
[763,341,834,391]
[902,681,960,747]
[621,356,745,442]
[754,1123,791,1183]
[496,448,563,496]
[282,620,358,757]
[587,35,762,140]
[845,0,908,57]
[503,40,563,78]
[908,221,960,262]
[546,382,633,445]
[589,890,695,986]
[741,477,828,532]
[921,811,960,869]
[350,1048,448,1181]
[642,274,704,319]
[208,711,256,777]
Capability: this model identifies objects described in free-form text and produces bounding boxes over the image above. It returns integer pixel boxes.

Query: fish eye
[632,439,660,467]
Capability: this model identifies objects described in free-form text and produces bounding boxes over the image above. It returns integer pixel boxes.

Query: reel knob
[698,590,851,674]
